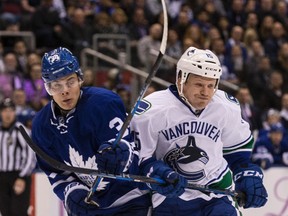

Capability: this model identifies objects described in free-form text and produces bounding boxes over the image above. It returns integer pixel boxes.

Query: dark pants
[67,206,151,216]
[152,196,239,216]
[101,206,150,216]
[0,171,31,216]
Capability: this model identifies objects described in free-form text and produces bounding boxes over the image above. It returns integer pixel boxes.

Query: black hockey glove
[144,160,187,198]
[96,139,134,174]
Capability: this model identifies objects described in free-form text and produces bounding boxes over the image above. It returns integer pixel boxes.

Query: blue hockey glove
[96,139,134,174]
[233,163,268,209]
[146,161,187,198]
[64,182,99,216]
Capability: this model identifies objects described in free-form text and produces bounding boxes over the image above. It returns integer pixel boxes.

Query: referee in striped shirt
[0,98,36,216]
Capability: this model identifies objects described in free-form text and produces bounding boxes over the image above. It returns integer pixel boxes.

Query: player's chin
[195,101,209,109]
[60,99,77,110]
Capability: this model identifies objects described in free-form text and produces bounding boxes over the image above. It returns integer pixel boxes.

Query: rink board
[30,167,288,216]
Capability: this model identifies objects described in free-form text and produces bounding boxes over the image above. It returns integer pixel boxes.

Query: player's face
[51,73,82,110]
[181,74,216,109]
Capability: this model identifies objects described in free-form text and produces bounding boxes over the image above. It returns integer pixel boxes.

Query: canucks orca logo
[225,92,239,105]
[164,136,209,181]
[135,99,151,115]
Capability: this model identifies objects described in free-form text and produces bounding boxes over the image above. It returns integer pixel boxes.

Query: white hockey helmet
[176,47,222,87]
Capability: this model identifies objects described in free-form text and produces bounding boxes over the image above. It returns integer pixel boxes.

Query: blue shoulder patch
[135,99,151,115]
[225,92,239,105]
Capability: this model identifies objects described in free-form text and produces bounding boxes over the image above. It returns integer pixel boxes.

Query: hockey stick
[19,125,244,201]
[112,0,168,146]
[88,0,169,205]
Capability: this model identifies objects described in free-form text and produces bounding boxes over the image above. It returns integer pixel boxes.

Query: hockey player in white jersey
[130,47,268,215]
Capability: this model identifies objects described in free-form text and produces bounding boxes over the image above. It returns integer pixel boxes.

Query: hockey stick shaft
[19,125,244,200]
[91,0,168,205]
[112,0,168,146]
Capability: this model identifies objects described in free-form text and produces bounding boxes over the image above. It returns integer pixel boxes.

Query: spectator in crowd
[260,70,287,111]
[201,1,223,27]
[247,56,272,106]
[172,9,192,42]
[193,10,212,35]
[243,28,259,58]
[183,24,206,49]
[235,84,262,132]
[92,11,113,34]
[128,7,149,67]
[161,28,182,82]
[12,88,30,115]
[102,68,121,91]
[0,18,22,53]
[225,25,247,62]
[204,26,222,49]
[115,85,131,113]
[259,15,275,42]
[210,38,230,87]
[111,8,129,35]
[26,52,41,73]
[252,123,288,170]
[59,7,93,59]
[137,23,162,69]
[0,98,36,216]
[245,40,265,75]
[280,92,288,129]
[30,0,62,49]
[13,40,29,75]
[263,21,288,64]
[143,82,162,98]
[23,63,49,111]
[257,0,276,22]
[245,0,258,14]
[0,52,24,98]
[82,68,96,87]
[275,42,288,86]
[274,0,288,31]
[216,16,230,41]
[260,108,283,137]
[244,12,259,30]
[17,107,36,129]
[226,0,246,27]
[225,44,246,84]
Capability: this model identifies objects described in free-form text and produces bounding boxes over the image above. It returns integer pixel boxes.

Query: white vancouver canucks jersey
[131,85,253,207]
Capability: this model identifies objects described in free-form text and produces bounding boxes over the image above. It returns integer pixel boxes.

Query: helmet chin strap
[176,81,197,110]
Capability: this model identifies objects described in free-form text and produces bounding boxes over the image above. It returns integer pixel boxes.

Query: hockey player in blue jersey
[127,47,267,215]
[31,47,151,216]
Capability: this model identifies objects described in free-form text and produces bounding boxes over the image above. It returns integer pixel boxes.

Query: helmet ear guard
[41,47,83,83]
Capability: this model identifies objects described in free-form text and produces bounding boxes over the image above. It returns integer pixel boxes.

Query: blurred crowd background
[1,0,288,169]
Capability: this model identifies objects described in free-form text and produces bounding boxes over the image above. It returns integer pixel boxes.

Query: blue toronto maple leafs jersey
[31,87,150,213]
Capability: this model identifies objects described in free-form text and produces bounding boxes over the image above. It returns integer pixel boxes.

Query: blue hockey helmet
[41,47,83,83]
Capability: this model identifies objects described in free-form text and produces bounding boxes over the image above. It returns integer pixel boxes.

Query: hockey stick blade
[19,126,244,202]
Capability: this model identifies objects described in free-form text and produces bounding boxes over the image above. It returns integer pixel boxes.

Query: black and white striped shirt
[0,122,36,177]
